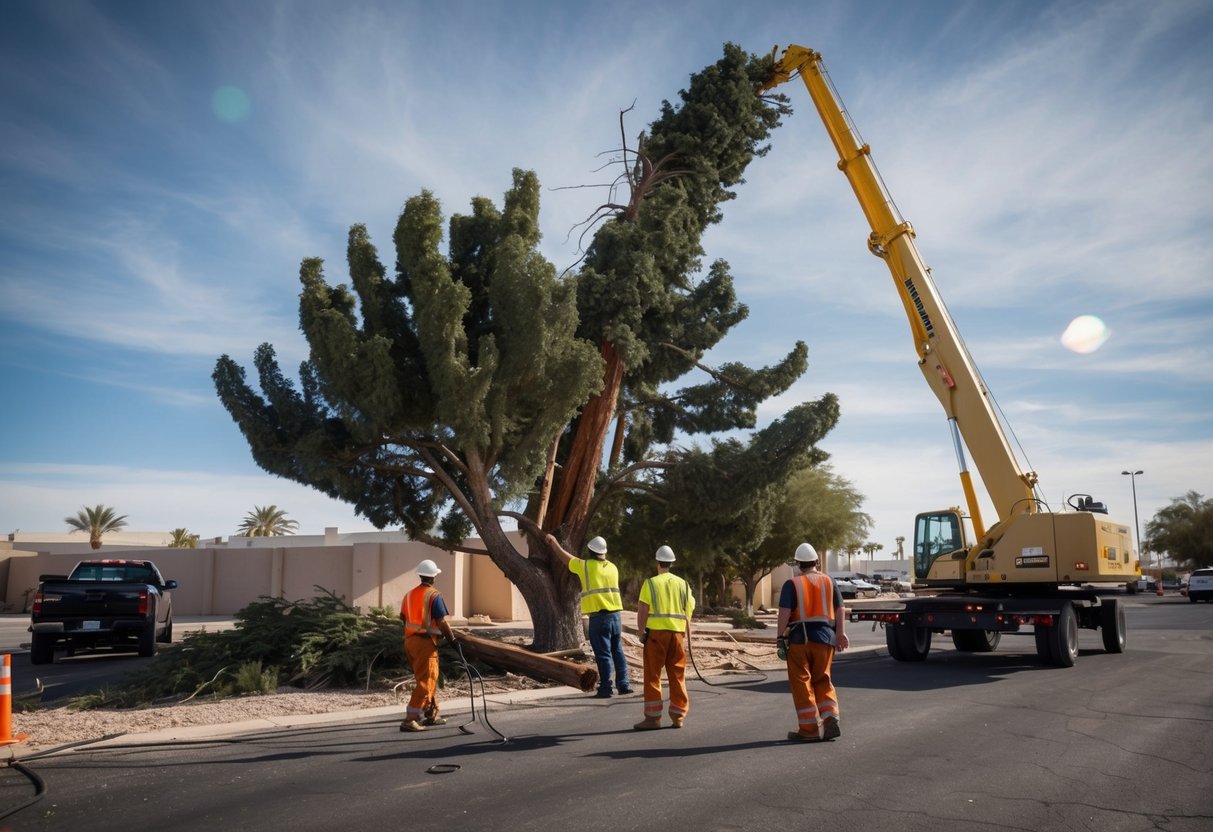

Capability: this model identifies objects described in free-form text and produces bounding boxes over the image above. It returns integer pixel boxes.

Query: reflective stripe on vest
[574,562,616,603]
[403,585,441,637]
[791,574,835,626]
[644,574,691,631]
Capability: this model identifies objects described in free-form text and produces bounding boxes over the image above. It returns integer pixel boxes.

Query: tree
[214,45,832,650]
[863,541,883,562]
[895,535,905,559]
[237,505,299,537]
[168,528,200,548]
[728,465,870,612]
[64,504,128,550]
[1144,491,1213,570]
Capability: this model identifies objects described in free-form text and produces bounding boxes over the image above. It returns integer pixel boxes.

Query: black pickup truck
[29,559,177,665]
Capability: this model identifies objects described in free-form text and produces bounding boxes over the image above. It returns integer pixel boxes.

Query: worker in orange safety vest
[777,542,849,742]
[633,545,695,730]
[400,558,457,732]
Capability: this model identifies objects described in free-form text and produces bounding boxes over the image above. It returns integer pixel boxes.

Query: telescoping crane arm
[758,45,1038,540]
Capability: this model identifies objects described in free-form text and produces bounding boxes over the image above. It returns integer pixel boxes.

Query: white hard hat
[587,536,608,555]
[417,559,441,577]
[655,545,676,563]
[794,543,818,563]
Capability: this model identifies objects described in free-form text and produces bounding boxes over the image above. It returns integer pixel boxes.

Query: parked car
[1187,567,1213,603]
[849,577,882,596]
[831,576,877,599]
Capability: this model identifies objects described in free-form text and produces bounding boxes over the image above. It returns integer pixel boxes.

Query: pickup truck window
[70,564,158,583]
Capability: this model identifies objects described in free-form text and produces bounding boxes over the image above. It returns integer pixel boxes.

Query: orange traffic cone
[0,654,30,746]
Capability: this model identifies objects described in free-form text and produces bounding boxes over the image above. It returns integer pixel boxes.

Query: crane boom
[760,45,1135,595]
[759,45,1037,537]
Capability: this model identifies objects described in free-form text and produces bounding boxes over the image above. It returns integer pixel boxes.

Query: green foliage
[232,660,279,695]
[215,169,602,543]
[64,504,128,549]
[1144,491,1213,570]
[168,528,200,548]
[237,505,299,537]
[68,589,413,709]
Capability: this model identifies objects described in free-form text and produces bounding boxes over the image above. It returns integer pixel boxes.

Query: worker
[776,542,849,742]
[546,532,632,698]
[633,545,695,730]
[400,558,457,732]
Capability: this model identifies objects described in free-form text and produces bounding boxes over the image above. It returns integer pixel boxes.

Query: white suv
[1187,567,1213,603]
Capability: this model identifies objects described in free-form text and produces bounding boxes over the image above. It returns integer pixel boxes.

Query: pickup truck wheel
[1047,602,1079,667]
[30,633,55,665]
[951,629,1001,652]
[158,616,173,644]
[886,623,931,662]
[1099,599,1126,653]
[138,618,157,657]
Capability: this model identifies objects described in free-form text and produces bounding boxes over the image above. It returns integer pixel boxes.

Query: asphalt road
[3,597,1209,831]
[0,616,238,701]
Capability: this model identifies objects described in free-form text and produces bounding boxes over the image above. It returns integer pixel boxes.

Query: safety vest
[642,572,694,632]
[571,558,622,613]
[789,573,836,626]
[402,585,442,638]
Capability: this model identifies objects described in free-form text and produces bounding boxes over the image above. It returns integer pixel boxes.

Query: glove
[640,629,650,645]
[776,637,788,661]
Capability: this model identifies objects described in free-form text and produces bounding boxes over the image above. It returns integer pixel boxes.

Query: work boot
[632,716,662,731]
[399,719,425,732]
[823,717,841,740]
[593,689,613,699]
[670,716,684,729]
[618,686,634,695]
[423,715,447,726]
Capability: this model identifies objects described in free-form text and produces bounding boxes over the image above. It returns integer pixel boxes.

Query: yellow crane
[759,46,1133,665]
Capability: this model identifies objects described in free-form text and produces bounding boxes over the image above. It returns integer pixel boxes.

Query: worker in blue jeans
[546,533,632,697]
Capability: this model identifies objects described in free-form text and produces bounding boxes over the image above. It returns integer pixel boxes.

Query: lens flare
[1060,315,1109,354]
[212,86,251,123]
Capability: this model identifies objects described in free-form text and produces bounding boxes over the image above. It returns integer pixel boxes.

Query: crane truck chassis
[759,46,1134,667]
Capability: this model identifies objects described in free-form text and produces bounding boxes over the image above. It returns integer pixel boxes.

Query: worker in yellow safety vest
[400,559,457,732]
[777,542,849,742]
[633,545,695,730]
[547,533,632,698]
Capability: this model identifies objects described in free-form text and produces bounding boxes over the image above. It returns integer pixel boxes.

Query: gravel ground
[11,675,553,752]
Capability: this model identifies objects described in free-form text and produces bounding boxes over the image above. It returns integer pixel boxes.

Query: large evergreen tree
[214,44,841,650]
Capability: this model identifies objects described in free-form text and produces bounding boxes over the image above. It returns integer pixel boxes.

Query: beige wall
[1,539,525,621]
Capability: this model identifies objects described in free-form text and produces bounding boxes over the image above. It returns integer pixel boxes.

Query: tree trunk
[742,576,758,615]
[546,338,624,543]
[473,511,584,653]
[454,630,597,691]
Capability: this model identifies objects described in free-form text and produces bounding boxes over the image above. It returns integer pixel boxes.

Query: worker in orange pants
[400,559,457,732]
[634,545,695,730]
[777,543,848,742]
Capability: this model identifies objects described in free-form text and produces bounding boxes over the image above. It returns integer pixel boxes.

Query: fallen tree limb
[453,630,598,692]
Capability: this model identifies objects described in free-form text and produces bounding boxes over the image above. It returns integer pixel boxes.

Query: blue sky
[2,0,1210,561]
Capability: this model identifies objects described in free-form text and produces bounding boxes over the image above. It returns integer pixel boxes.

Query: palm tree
[64,504,128,550]
[237,505,299,537]
[895,535,905,559]
[168,528,200,548]
[863,541,884,562]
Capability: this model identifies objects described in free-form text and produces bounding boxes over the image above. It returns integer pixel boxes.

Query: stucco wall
[1,539,525,621]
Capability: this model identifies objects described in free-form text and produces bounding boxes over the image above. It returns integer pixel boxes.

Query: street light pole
[1121,469,1161,596]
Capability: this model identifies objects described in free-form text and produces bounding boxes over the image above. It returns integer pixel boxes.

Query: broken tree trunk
[454,630,598,692]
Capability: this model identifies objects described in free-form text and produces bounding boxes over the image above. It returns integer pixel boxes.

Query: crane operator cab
[914,509,972,583]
